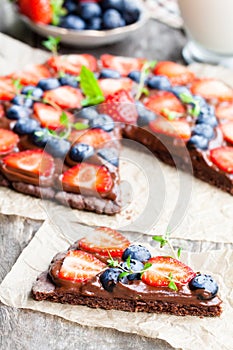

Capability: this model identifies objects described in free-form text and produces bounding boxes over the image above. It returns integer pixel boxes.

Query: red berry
[43,86,83,109]
[0,129,19,155]
[101,54,146,76]
[210,147,233,173]
[154,61,195,86]
[190,79,233,102]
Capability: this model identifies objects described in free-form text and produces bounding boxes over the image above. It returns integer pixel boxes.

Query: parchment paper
[0,33,233,243]
[0,220,232,350]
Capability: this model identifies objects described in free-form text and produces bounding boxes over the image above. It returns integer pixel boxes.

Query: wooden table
[1,15,230,350]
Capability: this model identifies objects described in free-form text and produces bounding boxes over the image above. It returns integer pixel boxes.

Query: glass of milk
[177,0,233,65]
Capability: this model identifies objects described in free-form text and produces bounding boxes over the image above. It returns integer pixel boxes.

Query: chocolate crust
[12,182,56,199]
[32,272,222,317]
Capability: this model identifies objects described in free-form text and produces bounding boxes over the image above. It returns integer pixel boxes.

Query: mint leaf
[60,112,69,127]
[126,255,131,269]
[81,96,105,107]
[80,66,105,107]
[119,271,129,278]
[12,79,23,93]
[162,108,183,120]
[168,280,178,291]
[152,235,168,248]
[42,36,61,55]
[73,122,89,130]
[177,247,182,259]
[50,0,67,26]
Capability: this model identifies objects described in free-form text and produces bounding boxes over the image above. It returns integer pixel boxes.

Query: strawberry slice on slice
[144,91,186,117]
[100,89,138,124]
[58,250,106,283]
[149,118,191,140]
[216,102,233,122]
[0,129,19,155]
[190,79,233,102]
[98,78,133,97]
[0,78,17,101]
[220,122,233,144]
[141,256,196,287]
[43,86,83,109]
[71,128,112,148]
[10,64,51,86]
[100,54,146,76]
[79,227,130,258]
[61,162,113,195]
[34,102,74,130]
[210,146,233,173]
[47,54,97,75]
[154,61,195,86]
[2,149,54,177]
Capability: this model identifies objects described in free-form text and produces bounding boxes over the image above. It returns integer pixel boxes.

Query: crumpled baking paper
[0,220,232,350]
[0,33,233,243]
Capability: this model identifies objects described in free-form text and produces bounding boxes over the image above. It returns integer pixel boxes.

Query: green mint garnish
[73,122,89,130]
[135,60,157,100]
[168,273,178,291]
[12,79,23,94]
[179,92,201,117]
[50,0,67,26]
[42,36,61,55]
[162,108,183,121]
[80,66,105,107]
[153,228,182,261]
[60,111,69,128]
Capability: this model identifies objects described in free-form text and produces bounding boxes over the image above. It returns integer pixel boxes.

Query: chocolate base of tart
[11,182,56,199]
[32,272,222,317]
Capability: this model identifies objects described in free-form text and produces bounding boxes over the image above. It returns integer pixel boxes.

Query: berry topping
[216,102,233,122]
[187,135,209,150]
[10,64,51,86]
[0,129,19,155]
[97,147,119,166]
[89,113,114,132]
[2,149,54,178]
[33,103,74,130]
[13,118,40,135]
[196,112,218,128]
[192,123,215,140]
[46,137,71,158]
[32,128,50,148]
[154,61,195,86]
[76,128,112,148]
[147,75,171,90]
[99,69,121,79]
[190,79,233,102]
[141,256,196,287]
[100,90,137,124]
[101,54,145,76]
[37,78,60,91]
[122,244,151,262]
[210,147,233,173]
[0,78,17,101]
[79,227,130,258]
[136,102,156,127]
[100,268,122,292]
[47,54,97,75]
[59,75,79,88]
[102,9,125,29]
[189,274,218,300]
[149,118,191,140]
[220,121,233,144]
[77,107,99,121]
[6,105,31,120]
[98,78,133,96]
[11,95,33,108]
[43,86,83,109]
[120,259,144,281]
[61,163,113,195]
[127,70,141,83]
[144,91,185,117]
[69,143,94,162]
[58,250,106,283]
[169,86,191,99]
[21,85,44,99]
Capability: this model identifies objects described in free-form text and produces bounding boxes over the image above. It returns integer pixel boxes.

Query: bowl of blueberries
[19,0,148,47]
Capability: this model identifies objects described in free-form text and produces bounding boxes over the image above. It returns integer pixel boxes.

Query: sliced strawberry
[18,0,53,24]
[190,79,233,102]
[210,147,233,173]
[43,86,83,109]
[149,118,191,140]
[216,102,233,122]
[154,61,195,86]
[141,256,196,287]
[220,122,233,144]
[98,78,133,97]
[2,149,54,177]
[144,91,186,117]
[33,102,74,130]
[0,129,19,155]
[101,54,146,76]
[10,64,51,86]
[79,227,130,258]
[73,128,112,148]
[61,163,113,194]
[0,104,5,118]
[100,90,138,124]
[58,250,106,283]
[47,54,97,75]
[0,78,17,101]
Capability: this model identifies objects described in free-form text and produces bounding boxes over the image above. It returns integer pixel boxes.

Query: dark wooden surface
[1,13,226,350]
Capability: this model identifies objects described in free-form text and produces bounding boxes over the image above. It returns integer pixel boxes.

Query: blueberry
[122,245,151,262]
[97,148,119,166]
[199,104,215,116]
[102,9,125,29]
[60,14,86,30]
[187,135,209,150]
[100,268,122,292]
[86,16,102,30]
[11,95,33,108]
[76,107,99,121]
[169,86,191,98]
[89,113,114,132]
[136,104,156,127]
[59,75,79,88]
[37,78,60,91]
[6,105,31,120]
[46,137,71,158]
[192,123,215,140]
[13,118,39,135]
[189,274,218,300]
[101,0,124,12]
[128,70,141,83]
[99,69,121,79]
[31,128,51,148]
[120,259,144,281]
[79,2,101,20]
[196,113,218,127]
[147,75,171,90]
[64,0,78,13]
[21,85,44,99]
[69,143,94,162]
[193,95,208,108]
[122,0,140,24]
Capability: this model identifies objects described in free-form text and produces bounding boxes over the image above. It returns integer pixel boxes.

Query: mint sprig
[153,228,182,260]
[80,66,105,107]
[161,108,184,121]
[135,60,157,100]
[179,92,201,117]
[168,273,178,291]
[42,36,61,55]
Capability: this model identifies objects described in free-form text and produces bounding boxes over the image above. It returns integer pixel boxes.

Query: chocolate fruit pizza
[32,227,222,317]
[1,51,233,215]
